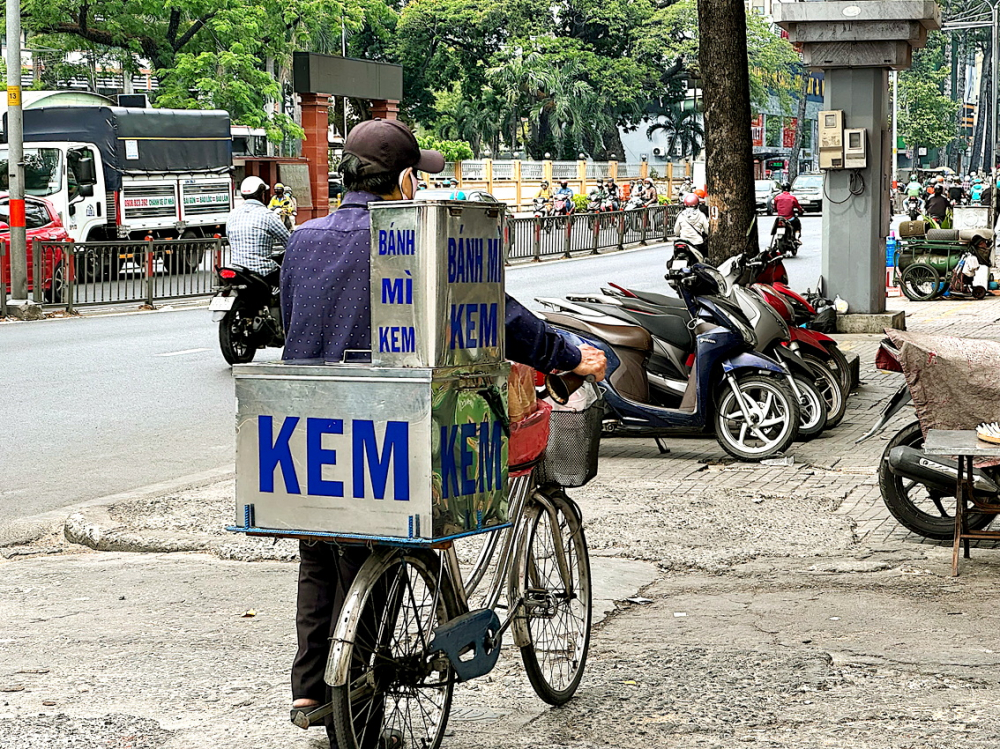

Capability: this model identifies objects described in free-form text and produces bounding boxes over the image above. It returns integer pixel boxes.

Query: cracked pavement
[5,296,1000,747]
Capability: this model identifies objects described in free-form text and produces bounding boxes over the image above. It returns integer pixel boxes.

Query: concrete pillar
[454,161,463,186]
[577,160,587,196]
[639,160,649,179]
[543,160,553,182]
[370,99,399,120]
[821,68,892,314]
[299,92,331,220]
[514,160,522,210]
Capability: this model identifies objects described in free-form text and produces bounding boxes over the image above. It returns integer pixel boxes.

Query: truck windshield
[0,148,63,197]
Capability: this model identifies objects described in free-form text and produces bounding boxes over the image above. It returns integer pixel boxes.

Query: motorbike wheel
[714,374,800,462]
[790,374,828,440]
[800,354,848,430]
[900,264,940,301]
[878,421,993,540]
[821,343,853,393]
[219,306,258,365]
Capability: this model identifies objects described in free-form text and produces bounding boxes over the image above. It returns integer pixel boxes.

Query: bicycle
[290,381,598,749]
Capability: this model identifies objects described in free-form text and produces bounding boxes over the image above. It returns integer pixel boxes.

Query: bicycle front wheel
[330,548,460,749]
[511,488,592,705]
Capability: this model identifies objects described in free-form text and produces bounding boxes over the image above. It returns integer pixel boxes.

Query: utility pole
[892,70,899,186]
[991,0,999,170]
[5,0,36,317]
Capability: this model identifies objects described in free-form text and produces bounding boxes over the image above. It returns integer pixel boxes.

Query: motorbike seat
[625,312,694,350]
[627,289,686,309]
[541,312,653,352]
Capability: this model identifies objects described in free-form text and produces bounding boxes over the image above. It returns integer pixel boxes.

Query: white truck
[1,105,233,274]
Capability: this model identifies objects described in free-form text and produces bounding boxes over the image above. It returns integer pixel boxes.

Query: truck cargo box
[3,106,232,191]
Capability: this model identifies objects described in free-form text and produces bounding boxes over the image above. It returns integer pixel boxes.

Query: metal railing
[4,208,679,314]
[31,236,229,312]
[491,161,515,180]
[462,160,487,180]
[551,161,581,179]
[506,205,678,263]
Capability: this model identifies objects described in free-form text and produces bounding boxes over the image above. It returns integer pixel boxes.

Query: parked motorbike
[210,253,284,365]
[858,338,997,539]
[770,216,799,258]
[538,262,801,461]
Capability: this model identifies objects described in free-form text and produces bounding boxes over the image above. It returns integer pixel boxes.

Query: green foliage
[571,194,589,212]
[18,0,357,142]
[416,135,474,162]
[897,32,960,154]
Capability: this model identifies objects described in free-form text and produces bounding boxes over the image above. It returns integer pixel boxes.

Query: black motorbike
[210,252,284,365]
[770,216,798,258]
[858,337,998,539]
[905,195,922,221]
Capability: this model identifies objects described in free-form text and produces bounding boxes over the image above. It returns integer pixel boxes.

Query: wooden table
[924,429,1000,576]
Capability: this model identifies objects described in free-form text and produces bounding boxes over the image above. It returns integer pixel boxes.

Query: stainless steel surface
[370,200,506,368]
[234,361,510,542]
[923,429,1000,457]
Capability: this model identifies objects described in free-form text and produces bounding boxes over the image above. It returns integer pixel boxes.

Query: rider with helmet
[641,178,658,205]
[772,182,803,243]
[674,193,709,253]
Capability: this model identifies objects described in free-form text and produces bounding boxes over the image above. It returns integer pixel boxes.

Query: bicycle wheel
[330,548,460,749]
[901,264,940,301]
[511,488,592,705]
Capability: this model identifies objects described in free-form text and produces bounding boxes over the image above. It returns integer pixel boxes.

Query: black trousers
[292,541,371,743]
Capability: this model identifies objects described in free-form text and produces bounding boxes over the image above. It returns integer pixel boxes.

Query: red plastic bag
[509,399,551,474]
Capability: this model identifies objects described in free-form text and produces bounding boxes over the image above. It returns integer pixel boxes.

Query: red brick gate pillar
[370,99,400,120]
[299,92,331,220]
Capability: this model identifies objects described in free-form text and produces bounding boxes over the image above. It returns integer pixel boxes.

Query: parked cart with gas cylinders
[893,206,995,301]
[227,200,600,749]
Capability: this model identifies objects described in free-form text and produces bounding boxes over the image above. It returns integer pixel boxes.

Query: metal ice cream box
[229,360,510,544]
[370,200,506,369]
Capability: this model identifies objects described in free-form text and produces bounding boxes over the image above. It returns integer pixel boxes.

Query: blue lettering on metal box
[439,419,504,499]
[257,416,410,500]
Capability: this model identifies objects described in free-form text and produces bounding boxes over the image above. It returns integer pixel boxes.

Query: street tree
[697,0,759,261]
[898,32,960,167]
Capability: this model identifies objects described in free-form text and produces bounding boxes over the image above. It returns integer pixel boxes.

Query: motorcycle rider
[553,180,575,215]
[268,182,297,231]
[674,193,709,254]
[905,175,923,198]
[536,180,554,215]
[606,178,620,207]
[641,178,658,205]
[279,118,605,747]
[227,176,290,288]
[925,185,951,225]
[772,182,803,244]
[947,179,965,206]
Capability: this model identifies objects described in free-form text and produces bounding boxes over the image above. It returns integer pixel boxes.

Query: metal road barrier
[3,206,679,314]
[506,204,678,262]
[30,236,230,313]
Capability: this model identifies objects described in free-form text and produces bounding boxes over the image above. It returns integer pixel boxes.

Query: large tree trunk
[788,72,810,186]
[697,0,758,261]
[955,33,967,173]
[971,42,990,173]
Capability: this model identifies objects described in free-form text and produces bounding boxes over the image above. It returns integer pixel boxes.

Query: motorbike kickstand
[655,438,671,454]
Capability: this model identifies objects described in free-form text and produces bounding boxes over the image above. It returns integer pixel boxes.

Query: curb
[0,465,234,551]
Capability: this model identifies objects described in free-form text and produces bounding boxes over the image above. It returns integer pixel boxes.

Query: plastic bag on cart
[508,362,538,422]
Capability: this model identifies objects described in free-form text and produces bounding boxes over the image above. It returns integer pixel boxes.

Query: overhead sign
[751,114,765,148]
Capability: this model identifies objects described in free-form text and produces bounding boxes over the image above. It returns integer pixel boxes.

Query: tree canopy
[10,0,802,156]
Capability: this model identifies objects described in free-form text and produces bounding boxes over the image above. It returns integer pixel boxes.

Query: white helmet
[240,176,268,196]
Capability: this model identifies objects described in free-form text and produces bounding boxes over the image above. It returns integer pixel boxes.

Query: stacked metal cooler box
[231,201,510,544]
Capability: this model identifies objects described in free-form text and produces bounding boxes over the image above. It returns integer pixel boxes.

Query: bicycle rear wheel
[511,488,592,705]
[330,548,460,749]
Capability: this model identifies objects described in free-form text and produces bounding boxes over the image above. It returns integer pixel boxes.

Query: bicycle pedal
[290,701,335,729]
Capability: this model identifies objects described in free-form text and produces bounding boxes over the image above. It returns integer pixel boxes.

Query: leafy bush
[572,194,589,212]
[416,136,474,162]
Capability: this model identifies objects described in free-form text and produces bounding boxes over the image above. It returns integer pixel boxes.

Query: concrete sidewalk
[6,294,1000,748]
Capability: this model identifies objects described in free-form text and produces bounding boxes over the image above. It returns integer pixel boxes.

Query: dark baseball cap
[344,119,445,175]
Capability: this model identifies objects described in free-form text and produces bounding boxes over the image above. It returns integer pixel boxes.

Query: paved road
[0,215,824,522]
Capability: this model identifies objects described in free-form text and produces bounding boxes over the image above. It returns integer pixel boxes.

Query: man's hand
[573,344,607,381]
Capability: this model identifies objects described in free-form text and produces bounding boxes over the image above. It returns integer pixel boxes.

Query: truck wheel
[43,262,66,304]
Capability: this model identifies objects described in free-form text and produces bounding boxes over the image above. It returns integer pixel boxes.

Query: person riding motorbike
[970,178,986,204]
[228,176,290,288]
[268,183,297,231]
[641,178,658,205]
[772,183,803,244]
[536,180,554,216]
[674,193,709,254]
[925,185,951,224]
[606,178,620,207]
[947,180,965,206]
[555,180,574,198]
[694,187,709,217]
[905,176,923,198]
